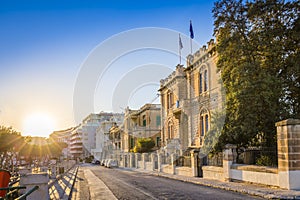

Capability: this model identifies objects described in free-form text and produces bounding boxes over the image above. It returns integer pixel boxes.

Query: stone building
[185,39,224,147]
[122,104,162,152]
[159,39,224,155]
[159,65,188,155]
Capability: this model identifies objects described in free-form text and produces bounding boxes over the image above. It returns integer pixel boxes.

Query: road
[78,165,263,200]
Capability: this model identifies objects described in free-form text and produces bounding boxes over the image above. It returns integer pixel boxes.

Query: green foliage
[213,0,300,150]
[201,110,226,155]
[19,141,68,159]
[256,155,276,167]
[133,138,155,153]
[85,155,94,163]
[0,126,24,152]
[0,126,26,169]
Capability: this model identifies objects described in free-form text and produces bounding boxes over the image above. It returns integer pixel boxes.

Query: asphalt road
[85,165,263,200]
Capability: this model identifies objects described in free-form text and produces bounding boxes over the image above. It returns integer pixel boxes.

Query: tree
[0,126,25,169]
[213,0,300,150]
[202,110,226,155]
[133,138,155,153]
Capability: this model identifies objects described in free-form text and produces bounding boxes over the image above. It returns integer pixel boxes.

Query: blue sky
[0,0,216,137]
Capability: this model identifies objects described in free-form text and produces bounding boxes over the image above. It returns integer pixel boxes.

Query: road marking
[84,169,117,200]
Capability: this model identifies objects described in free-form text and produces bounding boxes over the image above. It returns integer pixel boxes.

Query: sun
[23,113,56,137]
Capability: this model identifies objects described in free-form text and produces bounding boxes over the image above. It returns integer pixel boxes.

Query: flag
[189,20,194,39]
[179,34,183,50]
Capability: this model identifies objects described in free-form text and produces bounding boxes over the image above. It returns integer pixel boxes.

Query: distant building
[49,127,76,159]
[69,112,115,159]
[91,113,124,160]
[122,103,162,153]
[70,127,83,159]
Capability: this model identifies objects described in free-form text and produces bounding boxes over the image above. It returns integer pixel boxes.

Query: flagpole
[190,37,192,55]
[179,47,181,64]
[179,33,183,65]
[179,35,181,65]
[189,20,194,55]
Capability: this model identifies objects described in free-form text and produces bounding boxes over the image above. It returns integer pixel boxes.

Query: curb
[118,167,300,200]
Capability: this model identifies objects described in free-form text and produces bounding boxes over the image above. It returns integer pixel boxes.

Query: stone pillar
[190,150,199,177]
[135,153,141,169]
[151,153,157,171]
[129,153,135,168]
[223,144,236,182]
[171,153,177,175]
[142,153,148,170]
[20,173,50,200]
[50,164,56,179]
[276,119,300,190]
[157,153,162,172]
[122,153,126,168]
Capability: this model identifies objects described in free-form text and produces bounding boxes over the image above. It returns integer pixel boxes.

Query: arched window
[142,115,146,126]
[167,121,174,139]
[199,67,209,94]
[167,91,174,109]
[199,73,203,94]
[199,110,210,136]
[204,70,208,92]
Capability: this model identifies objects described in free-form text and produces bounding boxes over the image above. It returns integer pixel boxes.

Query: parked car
[100,159,106,166]
[104,159,110,167]
[95,160,100,165]
[106,159,118,168]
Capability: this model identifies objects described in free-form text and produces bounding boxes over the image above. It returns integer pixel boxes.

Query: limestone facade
[159,65,188,154]
[185,39,224,147]
[159,39,224,154]
[122,104,162,152]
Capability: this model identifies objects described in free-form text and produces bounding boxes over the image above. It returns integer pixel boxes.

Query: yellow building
[122,104,162,152]
[159,65,188,154]
[159,39,224,153]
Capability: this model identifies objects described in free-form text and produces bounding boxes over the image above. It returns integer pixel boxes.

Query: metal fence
[203,152,223,167]
[238,147,278,167]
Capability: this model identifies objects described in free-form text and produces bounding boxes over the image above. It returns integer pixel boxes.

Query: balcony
[70,140,82,145]
[70,149,83,154]
[70,145,83,149]
[173,108,182,119]
[131,126,160,138]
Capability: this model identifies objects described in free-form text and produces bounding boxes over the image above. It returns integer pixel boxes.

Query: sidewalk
[71,166,117,200]
[48,166,78,200]
[121,167,300,200]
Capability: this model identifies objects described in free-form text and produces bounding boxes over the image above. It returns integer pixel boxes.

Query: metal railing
[15,186,39,200]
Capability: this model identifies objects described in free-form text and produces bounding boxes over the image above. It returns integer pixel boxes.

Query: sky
[0,0,216,137]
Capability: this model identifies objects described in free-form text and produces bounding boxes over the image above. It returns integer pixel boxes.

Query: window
[199,73,203,94]
[200,116,204,136]
[204,70,208,92]
[156,116,161,126]
[142,115,146,126]
[156,137,160,147]
[205,114,209,134]
[167,91,174,109]
[167,122,173,139]
[130,137,135,149]
[200,111,209,136]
